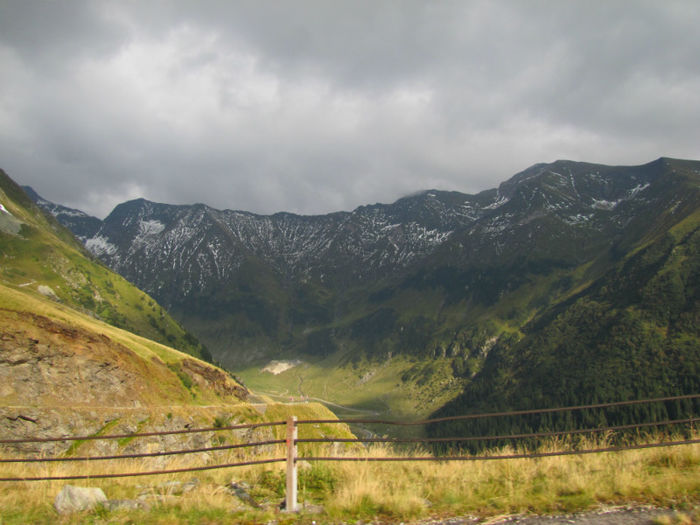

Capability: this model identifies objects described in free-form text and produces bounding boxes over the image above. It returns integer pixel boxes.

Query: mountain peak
[22,186,102,241]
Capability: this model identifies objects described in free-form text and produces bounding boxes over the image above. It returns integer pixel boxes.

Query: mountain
[2,170,355,459]
[29,186,492,367]
[2,170,210,361]
[0,167,248,411]
[21,185,102,241]
[28,157,700,421]
[428,161,700,438]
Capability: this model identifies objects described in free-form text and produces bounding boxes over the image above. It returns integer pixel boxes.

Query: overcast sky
[1,1,699,218]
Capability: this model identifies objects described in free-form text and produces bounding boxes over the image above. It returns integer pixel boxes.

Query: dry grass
[0,432,698,524]
[323,437,699,521]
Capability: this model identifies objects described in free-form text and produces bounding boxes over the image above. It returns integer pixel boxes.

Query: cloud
[1,1,699,218]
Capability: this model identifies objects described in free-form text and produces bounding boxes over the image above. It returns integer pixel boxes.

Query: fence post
[285,416,298,512]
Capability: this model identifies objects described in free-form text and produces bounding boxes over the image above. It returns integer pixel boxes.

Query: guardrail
[1,393,698,513]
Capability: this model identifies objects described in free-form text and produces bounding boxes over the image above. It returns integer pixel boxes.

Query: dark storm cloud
[1,1,699,218]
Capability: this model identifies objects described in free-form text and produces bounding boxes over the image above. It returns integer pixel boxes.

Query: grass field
[236,352,467,438]
[0,431,697,524]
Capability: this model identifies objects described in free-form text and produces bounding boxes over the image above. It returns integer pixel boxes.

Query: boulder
[157,478,199,495]
[54,485,107,514]
[102,498,150,512]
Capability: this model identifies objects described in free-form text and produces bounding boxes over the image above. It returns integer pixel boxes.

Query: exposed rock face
[0,307,255,455]
[0,406,275,456]
[0,308,247,408]
[181,358,248,400]
[0,308,179,407]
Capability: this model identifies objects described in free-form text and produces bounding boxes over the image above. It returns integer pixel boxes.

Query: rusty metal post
[285,416,298,512]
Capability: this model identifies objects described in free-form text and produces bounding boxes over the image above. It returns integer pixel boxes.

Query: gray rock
[228,481,260,508]
[54,485,107,514]
[101,498,150,512]
[156,477,200,495]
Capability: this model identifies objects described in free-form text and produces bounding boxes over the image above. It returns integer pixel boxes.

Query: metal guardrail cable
[2,439,697,481]
[301,438,700,463]
[298,393,700,427]
[295,417,700,445]
[0,439,286,463]
[0,420,287,445]
[0,458,287,482]
[2,394,694,444]
[3,417,695,463]
[0,393,696,482]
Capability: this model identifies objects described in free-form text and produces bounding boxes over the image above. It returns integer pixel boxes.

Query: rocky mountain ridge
[2,168,355,465]
[26,158,700,385]
[29,158,671,292]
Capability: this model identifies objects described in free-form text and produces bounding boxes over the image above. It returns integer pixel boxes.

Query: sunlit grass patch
[0,431,698,523]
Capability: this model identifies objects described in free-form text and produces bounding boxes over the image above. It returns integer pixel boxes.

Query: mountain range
[1,167,356,459]
[24,157,700,424]
[1,166,245,428]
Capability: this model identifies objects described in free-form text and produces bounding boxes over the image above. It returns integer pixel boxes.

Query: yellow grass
[0,282,195,365]
[0,431,697,524]
[323,437,700,521]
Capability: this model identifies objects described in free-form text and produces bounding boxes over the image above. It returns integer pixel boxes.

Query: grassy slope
[0,281,242,406]
[430,206,700,438]
[238,169,700,441]
[0,170,208,360]
[237,350,466,439]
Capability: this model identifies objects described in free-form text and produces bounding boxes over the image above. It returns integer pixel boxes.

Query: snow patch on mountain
[134,219,165,244]
[564,213,593,225]
[484,194,509,210]
[591,198,620,210]
[262,360,303,375]
[627,183,650,198]
[56,208,90,218]
[85,236,118,257]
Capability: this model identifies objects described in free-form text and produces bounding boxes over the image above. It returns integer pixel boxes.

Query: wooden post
[285,416,298,512]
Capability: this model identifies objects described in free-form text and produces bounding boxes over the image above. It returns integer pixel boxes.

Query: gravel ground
[410,505,690,525]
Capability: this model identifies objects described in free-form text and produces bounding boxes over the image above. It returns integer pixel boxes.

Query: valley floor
[235,353,467,438]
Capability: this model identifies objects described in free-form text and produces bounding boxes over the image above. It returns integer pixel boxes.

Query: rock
[156,477,200,495]
[54,485,107,514]
[112,499,146,511]
[37,285,59,300]
[228,480,260,508]
[102,498,150,512]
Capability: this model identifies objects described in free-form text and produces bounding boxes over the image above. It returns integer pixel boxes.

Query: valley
[238,352,466,437]
[0,168,345,454]
[24,157,700,430]
[1,159,699,523]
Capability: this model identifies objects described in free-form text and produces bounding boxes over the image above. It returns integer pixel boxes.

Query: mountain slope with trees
[429,166,700,439]
[26,158,700,421]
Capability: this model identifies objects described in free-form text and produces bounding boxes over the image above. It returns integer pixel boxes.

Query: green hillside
[0,169,210,361]
[20,159,700,433]
[228,159,700,427]
[429,203,700,441]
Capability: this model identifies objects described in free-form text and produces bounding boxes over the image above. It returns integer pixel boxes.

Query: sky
[1,1,699,219]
